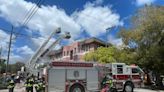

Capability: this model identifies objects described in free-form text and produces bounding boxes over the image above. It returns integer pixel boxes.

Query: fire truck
[42,61,144,92]
[24,28,144,92]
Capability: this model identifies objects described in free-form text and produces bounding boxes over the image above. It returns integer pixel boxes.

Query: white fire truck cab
[105,63,144,92]
[44,62,144,92]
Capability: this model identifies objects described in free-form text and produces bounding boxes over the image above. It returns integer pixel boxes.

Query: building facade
[48,37,108,62]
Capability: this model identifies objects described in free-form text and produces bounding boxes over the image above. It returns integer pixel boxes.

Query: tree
[0,59,6,74]
[83,46,136,64]
[8,62,25,74]
[83,46,116,63]
[119,5,164,74]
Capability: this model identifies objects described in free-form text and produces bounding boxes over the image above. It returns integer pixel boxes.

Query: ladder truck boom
[40,32,71,58]
[26,28,61,72]
[26,28,71,74]
[33,32,71,69]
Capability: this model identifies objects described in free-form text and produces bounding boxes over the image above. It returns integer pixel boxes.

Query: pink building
[48,37,108,62]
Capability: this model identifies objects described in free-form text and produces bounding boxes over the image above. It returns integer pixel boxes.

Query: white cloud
[0,0,122,40]
[108,35,123,47]
[0,29,10,48]
[31,37,45,48]
[73,3,122,37]
[136,0,155,6]
[0,0,123,62]
[0,29,24,63]
[31,36,57,48]
[0,0,81,39]
[16,45,34,55]
[1,53,24,63]
[93,0,104,6]
[0,0,81,62]
[0,29,16,53]
[10,54,24,63]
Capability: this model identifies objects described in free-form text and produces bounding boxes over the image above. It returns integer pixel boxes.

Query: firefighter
[106,73,113,88]
[34,79,41,92]
[101,73,116,92]
[101,73,113,87]
[25,75,34,92]
[25,76,30,92]
[7,74,15,92]
[29,75,34,92]
[34,78,45,92]
[41,77,46,92]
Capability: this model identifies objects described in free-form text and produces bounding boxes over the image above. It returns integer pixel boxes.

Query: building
[48,37,109,61]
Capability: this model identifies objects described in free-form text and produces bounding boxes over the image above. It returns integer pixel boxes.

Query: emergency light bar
[51,62,93,67]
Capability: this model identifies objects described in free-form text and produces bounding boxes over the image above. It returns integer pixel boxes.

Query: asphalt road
[1,88,164,92]
[134,88,164,92]
[0,83,164,92]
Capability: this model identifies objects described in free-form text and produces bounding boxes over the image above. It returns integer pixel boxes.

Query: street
[1,88,164,92]
[134,88,164,92]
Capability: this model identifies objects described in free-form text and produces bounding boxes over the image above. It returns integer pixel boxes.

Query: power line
[0,27,38,39]
[15,0,43,38]
[21,0,42,25]
[22,0,43,26]
[0,27,56,45]
[14,0,44,40]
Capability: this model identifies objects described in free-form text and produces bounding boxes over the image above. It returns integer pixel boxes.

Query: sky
[0,0,163,63]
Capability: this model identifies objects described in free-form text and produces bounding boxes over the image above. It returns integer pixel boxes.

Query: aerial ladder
[25,27,71,75]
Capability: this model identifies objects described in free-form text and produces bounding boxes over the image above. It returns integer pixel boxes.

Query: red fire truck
[42,61,144,92]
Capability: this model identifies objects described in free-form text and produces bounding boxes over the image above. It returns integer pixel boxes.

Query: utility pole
[0,46,2,73]
[0,46,2,60]
[5,26,14,75]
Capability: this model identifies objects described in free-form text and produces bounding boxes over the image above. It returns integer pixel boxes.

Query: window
[78,47,80,53]
[117,65,123,74]
[88,45,90,51]
[86,45,89,51]
[67,51,69,56]
[132,68,139,73]
[64,51,65,56]
[74,48,76,53]
[70,50,73,60]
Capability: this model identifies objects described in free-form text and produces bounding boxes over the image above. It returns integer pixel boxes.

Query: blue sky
[0,0,163,63]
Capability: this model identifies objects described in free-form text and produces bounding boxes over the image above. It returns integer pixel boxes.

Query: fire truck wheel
[69,84,85,92]
[124,82,134,92]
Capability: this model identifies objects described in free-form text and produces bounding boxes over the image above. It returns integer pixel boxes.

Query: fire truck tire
[123,82,134,92]
[69,84,85,92]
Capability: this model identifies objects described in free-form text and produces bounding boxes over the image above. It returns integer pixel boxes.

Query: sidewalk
[0,83,36,92]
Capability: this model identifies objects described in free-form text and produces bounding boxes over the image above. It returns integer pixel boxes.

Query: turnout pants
[26,87,33,92]
[9,88,14,92]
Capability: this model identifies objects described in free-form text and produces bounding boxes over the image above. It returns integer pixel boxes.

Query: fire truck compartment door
[67,69,85,79]
[87,69,99,90]
[48,69,65,92]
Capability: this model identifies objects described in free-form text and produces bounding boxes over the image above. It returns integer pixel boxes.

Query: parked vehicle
[42,61,144,92]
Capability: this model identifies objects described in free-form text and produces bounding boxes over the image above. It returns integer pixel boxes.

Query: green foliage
[83,46,136,64]
[83,5,164,74]
[119,5,164,74]
[0,59,6,74]
[8,62,25,73]
[0,61,25,74]
[83,46,117,63]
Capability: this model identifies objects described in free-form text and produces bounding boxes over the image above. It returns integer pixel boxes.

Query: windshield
[132,66,144,74]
